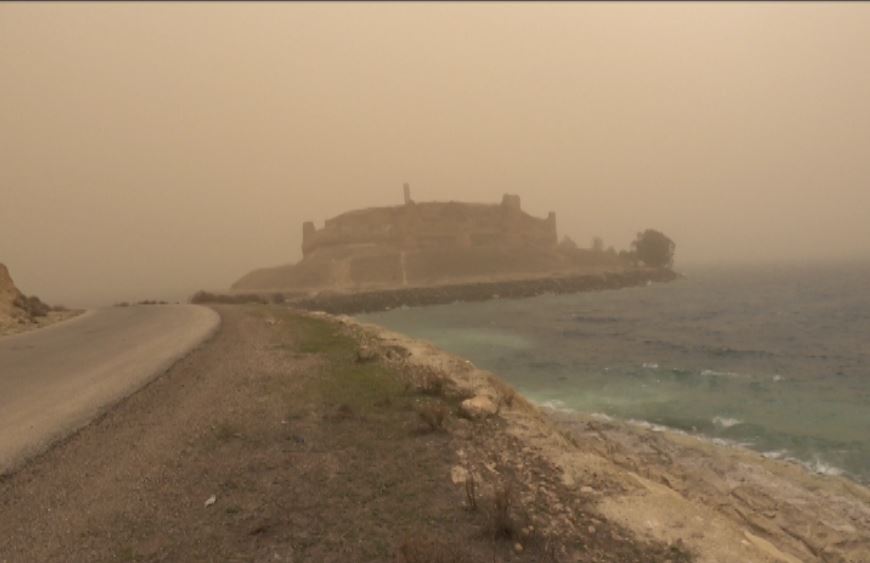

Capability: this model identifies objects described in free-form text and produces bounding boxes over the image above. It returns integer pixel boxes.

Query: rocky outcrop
[0,263,70,336]
[0,263,28,326]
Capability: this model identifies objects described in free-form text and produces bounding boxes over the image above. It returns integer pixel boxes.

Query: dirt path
[0,305,685,562]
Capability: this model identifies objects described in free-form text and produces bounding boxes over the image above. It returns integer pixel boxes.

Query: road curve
[0,304,220,473]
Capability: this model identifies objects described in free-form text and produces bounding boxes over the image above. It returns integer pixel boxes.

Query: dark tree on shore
[631,229,675,268]
[591,236,604,252]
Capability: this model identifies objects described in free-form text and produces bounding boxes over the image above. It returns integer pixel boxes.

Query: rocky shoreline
[316,310,870,563]
[289,268,678,315]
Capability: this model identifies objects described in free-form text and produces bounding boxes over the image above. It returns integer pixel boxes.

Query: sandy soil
[341,314,870,563]
[0,305,687,562]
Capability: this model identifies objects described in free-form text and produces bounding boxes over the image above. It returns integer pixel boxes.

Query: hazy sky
[2,3,869,305]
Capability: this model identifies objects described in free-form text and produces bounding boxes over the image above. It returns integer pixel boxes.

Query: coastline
[317,310,870,563]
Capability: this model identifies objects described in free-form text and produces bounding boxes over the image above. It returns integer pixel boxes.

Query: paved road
[0,305,220,473]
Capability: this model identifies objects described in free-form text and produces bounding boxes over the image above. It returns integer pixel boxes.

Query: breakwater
[291,268,677,315]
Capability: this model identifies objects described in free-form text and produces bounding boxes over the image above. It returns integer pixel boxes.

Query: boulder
[460,395,498,419]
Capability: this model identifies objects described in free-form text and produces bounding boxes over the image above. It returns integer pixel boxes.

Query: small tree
[591,236,604,253]
[631,229,675,268]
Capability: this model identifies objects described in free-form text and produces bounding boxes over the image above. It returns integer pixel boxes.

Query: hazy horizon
[3,3,870,306]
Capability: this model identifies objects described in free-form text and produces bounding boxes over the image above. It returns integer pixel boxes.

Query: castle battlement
[301,185,557,257]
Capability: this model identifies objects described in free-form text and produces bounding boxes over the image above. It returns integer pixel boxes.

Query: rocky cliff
[0,263,53,334]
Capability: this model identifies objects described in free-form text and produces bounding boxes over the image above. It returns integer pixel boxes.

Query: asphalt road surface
[0,304,219,473]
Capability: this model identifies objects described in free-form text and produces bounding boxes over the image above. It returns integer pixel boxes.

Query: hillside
[0,263,78,336]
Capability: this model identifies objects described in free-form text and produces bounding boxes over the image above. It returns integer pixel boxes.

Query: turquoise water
[360,263,870,483]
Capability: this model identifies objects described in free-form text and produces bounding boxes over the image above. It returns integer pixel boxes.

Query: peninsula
[225,186,676,313]
[232,185,640,294]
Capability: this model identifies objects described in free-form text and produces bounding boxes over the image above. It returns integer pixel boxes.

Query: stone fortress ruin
[232,184,621,293]
[301,184,557,258]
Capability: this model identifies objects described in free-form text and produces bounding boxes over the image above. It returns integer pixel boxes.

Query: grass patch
[274,314,409,415]
[212,421,241,442]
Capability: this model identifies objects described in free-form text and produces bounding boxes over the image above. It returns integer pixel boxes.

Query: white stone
[460,395,498,419]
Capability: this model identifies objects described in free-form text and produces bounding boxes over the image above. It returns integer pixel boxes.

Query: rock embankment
[326,311,870,563]
[292,268,677,315]
[0,263,79,336]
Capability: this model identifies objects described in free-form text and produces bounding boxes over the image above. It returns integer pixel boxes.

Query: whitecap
[701,369,741,378]
[802,457,845,477]
[772,374,784,382]
[712,416,743,429]
[536,399,575,414]
[642,362,659,370]
[627,419,674,433]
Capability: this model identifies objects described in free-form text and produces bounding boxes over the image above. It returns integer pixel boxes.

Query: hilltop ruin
[233,185,624,292]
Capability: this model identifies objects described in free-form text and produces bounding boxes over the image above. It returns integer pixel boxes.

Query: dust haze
[2,3,869,306]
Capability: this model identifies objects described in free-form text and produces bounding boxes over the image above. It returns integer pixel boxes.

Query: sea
[359,262,870,484]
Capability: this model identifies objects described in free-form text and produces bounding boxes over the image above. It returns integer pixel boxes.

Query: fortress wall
[301,194,558,256]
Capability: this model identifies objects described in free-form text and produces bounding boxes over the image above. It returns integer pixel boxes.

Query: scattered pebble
[513,542,524,553]
[588,525,596,534]
[204,495,216,507]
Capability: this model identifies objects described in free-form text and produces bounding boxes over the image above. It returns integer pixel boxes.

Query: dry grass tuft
[416,402,449,433]
[417,371,446,397]
[213,421,241,442]
[331,403,355,421]
[394,533,471,563]
[464,471,477,512]
[490,482,519,540]
[501,388,517,408]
